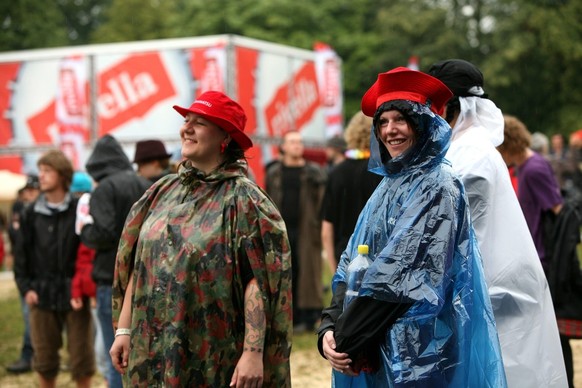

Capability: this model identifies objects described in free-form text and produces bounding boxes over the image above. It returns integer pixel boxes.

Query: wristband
[115,328,131,337]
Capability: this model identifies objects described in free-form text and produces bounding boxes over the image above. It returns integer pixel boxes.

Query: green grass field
[0,289,25,379]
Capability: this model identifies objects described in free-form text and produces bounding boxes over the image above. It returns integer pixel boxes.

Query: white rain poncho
[332,100,506,387]
[446,96,567,387]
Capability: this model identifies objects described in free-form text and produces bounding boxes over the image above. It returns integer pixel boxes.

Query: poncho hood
[451,96,504,146]
[177,159,248,186]
[368,100,452,177]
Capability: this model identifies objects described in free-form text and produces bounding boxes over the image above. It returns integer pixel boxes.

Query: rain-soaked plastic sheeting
[330,101,507,387]
[447,96,567,387]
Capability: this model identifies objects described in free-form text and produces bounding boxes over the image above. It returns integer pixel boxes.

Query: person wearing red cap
[317,67,506,387]
[110,91,292,387]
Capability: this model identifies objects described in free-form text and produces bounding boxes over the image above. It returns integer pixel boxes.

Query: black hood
[85,135,133,182]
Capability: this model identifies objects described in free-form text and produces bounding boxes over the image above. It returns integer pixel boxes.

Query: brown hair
[37,149,74,191]
[223,141,246,164]
[498,115,531,156]
[344,111,373,150]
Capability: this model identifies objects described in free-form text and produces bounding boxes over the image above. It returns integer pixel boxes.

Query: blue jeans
[91,306,109,378]
[97,285,123,388]
[19,295,33,362]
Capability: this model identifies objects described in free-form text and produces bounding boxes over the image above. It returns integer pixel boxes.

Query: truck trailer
[0,34,343,188]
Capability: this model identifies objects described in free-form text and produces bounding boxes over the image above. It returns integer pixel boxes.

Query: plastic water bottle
[343,244,372,310]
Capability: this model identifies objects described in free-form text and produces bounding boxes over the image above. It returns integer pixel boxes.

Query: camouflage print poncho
[112,160,292,387]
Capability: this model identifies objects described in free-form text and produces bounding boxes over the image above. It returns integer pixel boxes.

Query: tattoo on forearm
[244,282,266,353]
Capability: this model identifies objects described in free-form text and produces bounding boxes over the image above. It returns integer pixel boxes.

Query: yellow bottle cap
[357,245,369,255]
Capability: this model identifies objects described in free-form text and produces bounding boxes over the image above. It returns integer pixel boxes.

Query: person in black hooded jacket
[80,134,151,388]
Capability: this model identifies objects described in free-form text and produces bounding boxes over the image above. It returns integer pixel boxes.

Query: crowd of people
[0,59,581,387]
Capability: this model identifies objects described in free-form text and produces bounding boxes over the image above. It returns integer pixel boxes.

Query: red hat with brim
[173,91,252,150]
[361,67,453,117]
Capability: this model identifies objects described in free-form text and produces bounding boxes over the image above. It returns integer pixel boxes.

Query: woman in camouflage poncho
[110,91,292,387]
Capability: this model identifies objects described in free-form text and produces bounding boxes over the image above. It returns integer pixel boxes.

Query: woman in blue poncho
[316,67,507,387]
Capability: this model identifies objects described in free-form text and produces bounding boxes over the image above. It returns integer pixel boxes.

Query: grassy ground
[0,284,24,378]
[0,279,110,387]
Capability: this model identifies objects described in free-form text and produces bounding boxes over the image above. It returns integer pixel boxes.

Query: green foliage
[57,0,112,44]
[91,0,178,43]
[0,0,112,49]
[484,0,582,135]
[0,0,69,50]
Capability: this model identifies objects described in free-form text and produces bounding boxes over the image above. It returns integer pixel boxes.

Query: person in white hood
[428,59,567,388]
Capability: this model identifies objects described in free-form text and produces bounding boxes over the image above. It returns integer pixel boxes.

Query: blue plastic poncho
[331,101,507,387]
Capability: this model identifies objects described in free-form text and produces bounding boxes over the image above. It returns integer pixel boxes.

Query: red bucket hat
[361,67,453,117]
[173,91,252,150]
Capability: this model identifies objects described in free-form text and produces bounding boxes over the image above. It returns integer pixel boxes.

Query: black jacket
[15,193,80,311]
[317,282,410,371]
[546,202,582,321]
[82,135,152,285]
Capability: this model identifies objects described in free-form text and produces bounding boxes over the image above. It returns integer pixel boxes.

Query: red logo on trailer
[235,46,264,186]
[321,58,341,108]
[189,45,226,96]
[98,52,176,136]
[0,62,23,173]
[56,56,90,169]
[264,62,320,137]
[27,101,56,145]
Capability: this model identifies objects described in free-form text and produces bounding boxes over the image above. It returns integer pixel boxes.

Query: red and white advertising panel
[0,35,342,190]
[189,44,227,96]
[97,52,177,137]
[314,42,343,138]
[10,59,64,173]
[56,56,89,169]
[264,62,320,139]
[234,46,262,185]
[407,55,420,71]
[3,51,185,173]
[0,62,22,173]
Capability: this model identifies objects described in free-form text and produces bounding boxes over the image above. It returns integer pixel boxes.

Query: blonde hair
[498,114,531,156]
[344,111,373,150]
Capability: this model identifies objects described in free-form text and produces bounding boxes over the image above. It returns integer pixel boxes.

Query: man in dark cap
[5,174,40,374]
[428,59,567,387]
[20,175,41,203]
[133,139,173,183]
